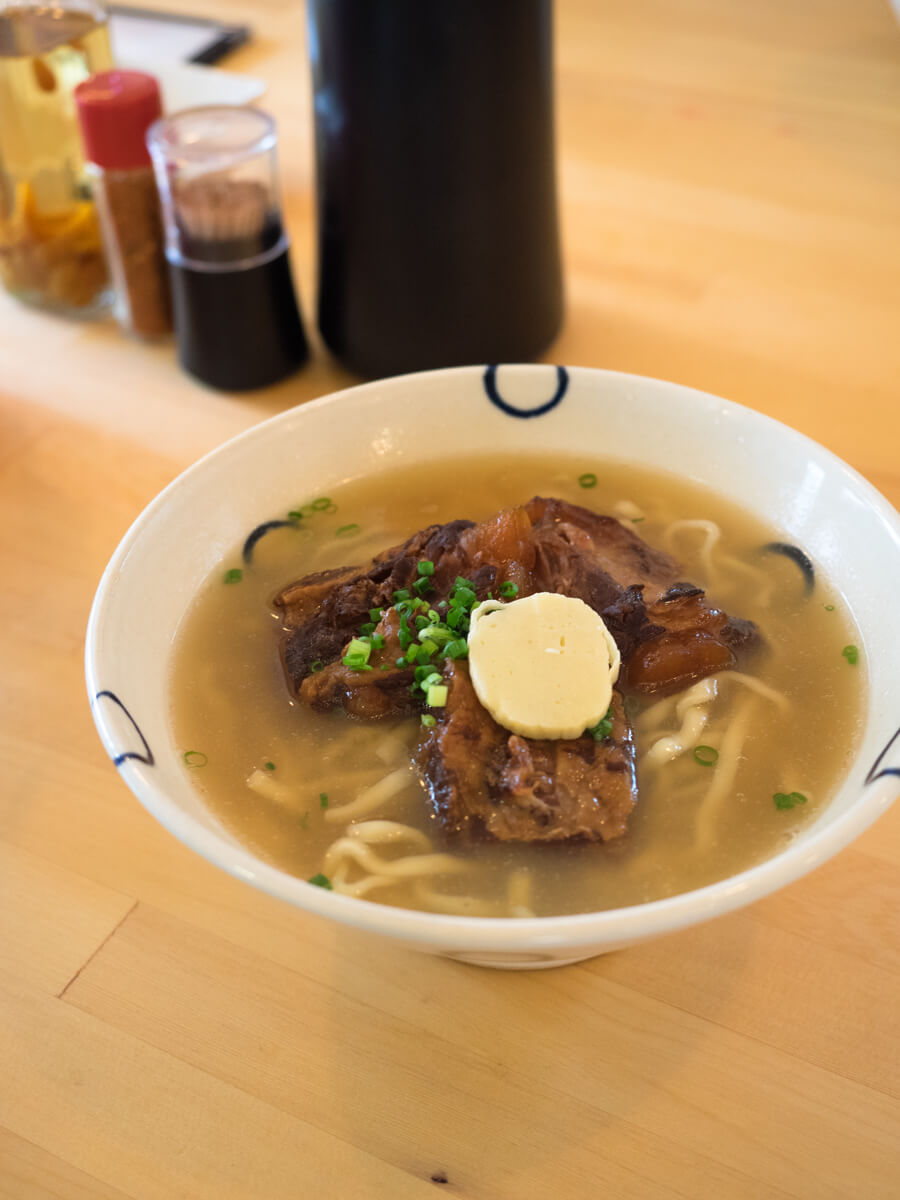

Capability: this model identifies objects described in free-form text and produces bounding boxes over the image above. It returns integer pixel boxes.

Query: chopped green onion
[774,791,808,810]
[452,585,476,608]
[288,510,304,522]
[393,588,411,602]
[455,576,474,590]
[319,792,329,808]
[587,708,614,741]
[308,873,332,889]
[417,560,435,576]
[223,568,243,584]
[342,638,372,669]
[824,604,835,612]
[413,576,433,597]
[498,581,519,598]
[421,713,437,729]
[396,657,407,668]
[414,664,436,683]
[427,609,441,623]
[578,472,598,489]
[419,637,438,658]
[842,644,859,665]
[414,614,429,631]
[406,644,421,664]
[371,633,386,650]
[309,660,324,673]
[359,621,376,635]
[380,663,390,671]
[183,750,207,768]
[446,607,466,631]
[369,607,384,622]
[693,745,719,767]
[311,497,332,511]
[426,684,448,707]
[631,517,645,523]
[444,638,468,659]
[264,761,276,771]
[336,523,360,538]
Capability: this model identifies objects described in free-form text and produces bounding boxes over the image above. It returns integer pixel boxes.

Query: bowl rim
[85,363,900,952]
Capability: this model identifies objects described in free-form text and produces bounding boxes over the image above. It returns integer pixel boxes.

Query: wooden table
[3,1,899,1196]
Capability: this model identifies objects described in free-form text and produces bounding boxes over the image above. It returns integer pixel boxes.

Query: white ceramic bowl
[85,365,900,968]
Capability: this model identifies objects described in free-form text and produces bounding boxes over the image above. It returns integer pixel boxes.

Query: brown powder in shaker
[93,167,171,337]
[75,71,172,339]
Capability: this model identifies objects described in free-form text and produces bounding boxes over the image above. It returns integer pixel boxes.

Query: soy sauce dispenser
[307,0,564,378]
[147,106,308,391]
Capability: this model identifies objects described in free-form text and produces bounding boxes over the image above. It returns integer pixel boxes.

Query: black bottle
[307,0,563,378]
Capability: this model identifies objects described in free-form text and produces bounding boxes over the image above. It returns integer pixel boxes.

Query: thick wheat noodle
[614,499,646,522]
[642,677,718,769]
[508,867,536,918]
[323,837,465,882]
[412,882,502,916]
[323,766,412,823]
[662,519,722,581]
[693,696,758,852]
[716,553,777,606]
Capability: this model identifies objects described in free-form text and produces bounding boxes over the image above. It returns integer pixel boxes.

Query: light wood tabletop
[2,1,900,1196]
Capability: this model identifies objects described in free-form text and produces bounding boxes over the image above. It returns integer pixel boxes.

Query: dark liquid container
[308,0,563,378]
[169,243,307,393]
[147,107,309,392]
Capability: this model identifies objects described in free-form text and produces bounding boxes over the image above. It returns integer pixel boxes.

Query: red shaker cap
[75,71,163,170]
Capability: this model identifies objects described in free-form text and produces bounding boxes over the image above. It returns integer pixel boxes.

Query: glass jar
[0,0,112,314]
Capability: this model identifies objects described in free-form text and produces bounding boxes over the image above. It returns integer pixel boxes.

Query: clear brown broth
[169,454,864,917]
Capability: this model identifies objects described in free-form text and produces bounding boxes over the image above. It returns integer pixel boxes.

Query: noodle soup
[169,454,864,918]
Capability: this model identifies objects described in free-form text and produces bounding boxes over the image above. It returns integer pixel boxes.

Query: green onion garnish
[369,608,384,622]
[842,644,859,665]
[444,638,468,659]
[406,644,421,664]
[380,663,390,671]
[578,472,598,489]
[632,517,645,523]
[288,510,304,522]
[371,633,386,650]
[360,622,376,636]
[498,581,519,598]
[773,791,807,810]
[320,792,329,808]
[396,657,407,668]
[264,761,276,771]
[336,523,360,538]
[309,660,324,673]
[393,588,411,602]
[223,568,243,584]
[183,750,208,768]
[824,604,835,612]
[418,637,437,658]
[417,560,435,576]
[426,684,448,707]
[342,638,372,669]
[421,713,437,729]
[693,745,719,767]
[308,873,332,889]
[311,497,332,511]
[587,708,614,741]
[413,576,433,597]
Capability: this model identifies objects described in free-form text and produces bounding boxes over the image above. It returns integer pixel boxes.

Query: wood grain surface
[2,1,899,1196]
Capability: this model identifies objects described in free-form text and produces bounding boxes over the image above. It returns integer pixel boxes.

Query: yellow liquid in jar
[0,6,113,312]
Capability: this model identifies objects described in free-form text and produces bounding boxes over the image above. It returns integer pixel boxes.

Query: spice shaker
[75,70,171,339]
[147,106,308,391]
[306,0,563,378]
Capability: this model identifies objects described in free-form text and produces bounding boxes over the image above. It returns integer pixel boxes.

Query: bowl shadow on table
[319,911,754,1193]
